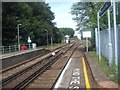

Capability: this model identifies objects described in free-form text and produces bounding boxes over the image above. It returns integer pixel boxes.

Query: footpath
[85,52,119,89]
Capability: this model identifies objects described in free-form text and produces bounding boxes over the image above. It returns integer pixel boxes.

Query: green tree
[71,2,115,47]
[52,27,63,44]
[71,2,111,31]
[2,2,62,46]
[2,2,32,45]
[59,28,75,38]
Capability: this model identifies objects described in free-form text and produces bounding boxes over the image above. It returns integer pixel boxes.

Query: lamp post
[57,32,59,44]
[17,24,22,50]
[51,36,53,46]
[45,29,48,46]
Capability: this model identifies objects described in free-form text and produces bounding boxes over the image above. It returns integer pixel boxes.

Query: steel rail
[13,43,75,89]
[2,43,74,89]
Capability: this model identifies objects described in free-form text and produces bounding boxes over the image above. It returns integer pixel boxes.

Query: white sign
[83,31,91,38]
[28,36,31,43]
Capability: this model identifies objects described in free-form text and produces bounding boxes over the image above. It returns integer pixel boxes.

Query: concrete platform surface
[54,47,97,89]
[1,48,49,70]
[85,52,119,89]
[1,48,43,59]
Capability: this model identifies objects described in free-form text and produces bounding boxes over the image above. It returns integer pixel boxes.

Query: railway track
[1,49,59,81]
[1,43,71,80]
[27,42,78,89]
[0,44,73,82]
[1,42,77,89]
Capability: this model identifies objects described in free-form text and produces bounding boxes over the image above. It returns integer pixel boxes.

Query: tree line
[71,2,120,46]
[2,2,59,46]
[71,2,120,31]
[2,2,75,46]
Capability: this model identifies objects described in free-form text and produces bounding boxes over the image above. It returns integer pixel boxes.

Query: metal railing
[0,44,33,54]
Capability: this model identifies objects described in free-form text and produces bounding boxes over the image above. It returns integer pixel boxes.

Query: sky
[47,2,76,29]
[45,0,81,39]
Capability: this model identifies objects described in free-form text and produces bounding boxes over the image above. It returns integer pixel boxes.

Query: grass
[89,51,118,83]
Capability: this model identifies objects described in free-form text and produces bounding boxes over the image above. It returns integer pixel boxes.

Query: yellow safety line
[82,57,91,90]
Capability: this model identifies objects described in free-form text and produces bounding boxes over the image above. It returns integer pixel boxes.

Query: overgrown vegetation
[90,51,118,83]
[59,28,75,38]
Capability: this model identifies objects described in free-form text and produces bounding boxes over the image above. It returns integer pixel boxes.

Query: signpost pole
[29,42,30,49]
[82,31,91,52]
[86,37,88,52]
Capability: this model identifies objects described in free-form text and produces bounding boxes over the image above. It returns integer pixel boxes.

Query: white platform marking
[54,58,72,89]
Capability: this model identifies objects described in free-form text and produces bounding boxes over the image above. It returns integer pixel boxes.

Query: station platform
[1,48,42,59]
[53,47,119,89]
[54,47,98,89]
[85,52,119,89]
[1,44,64,70]
[1,44,64,60]
[1,48,48,70]
[1,43,119,89]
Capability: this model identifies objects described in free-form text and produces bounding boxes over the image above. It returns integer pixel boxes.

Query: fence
[0,43,33,54]
[96,24,120,63]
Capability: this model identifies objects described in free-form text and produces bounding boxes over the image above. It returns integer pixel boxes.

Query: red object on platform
[20,46,27,50]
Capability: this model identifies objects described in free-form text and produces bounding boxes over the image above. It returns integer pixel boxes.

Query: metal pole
[97,12,101,60]
[108,9,113,66]
[9,46,11,52]
[51,36,53,46]
[47,31,48,46]
[17,24,21,50]
[17,25,20,50]
[45,29,48,46]
[113,1,118,66]
[57,32,59,44]
[95,28,98,55]
[15,45,17,51]
[86,37,88,52]
[2,46,4,54]
[29,43,30,49]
